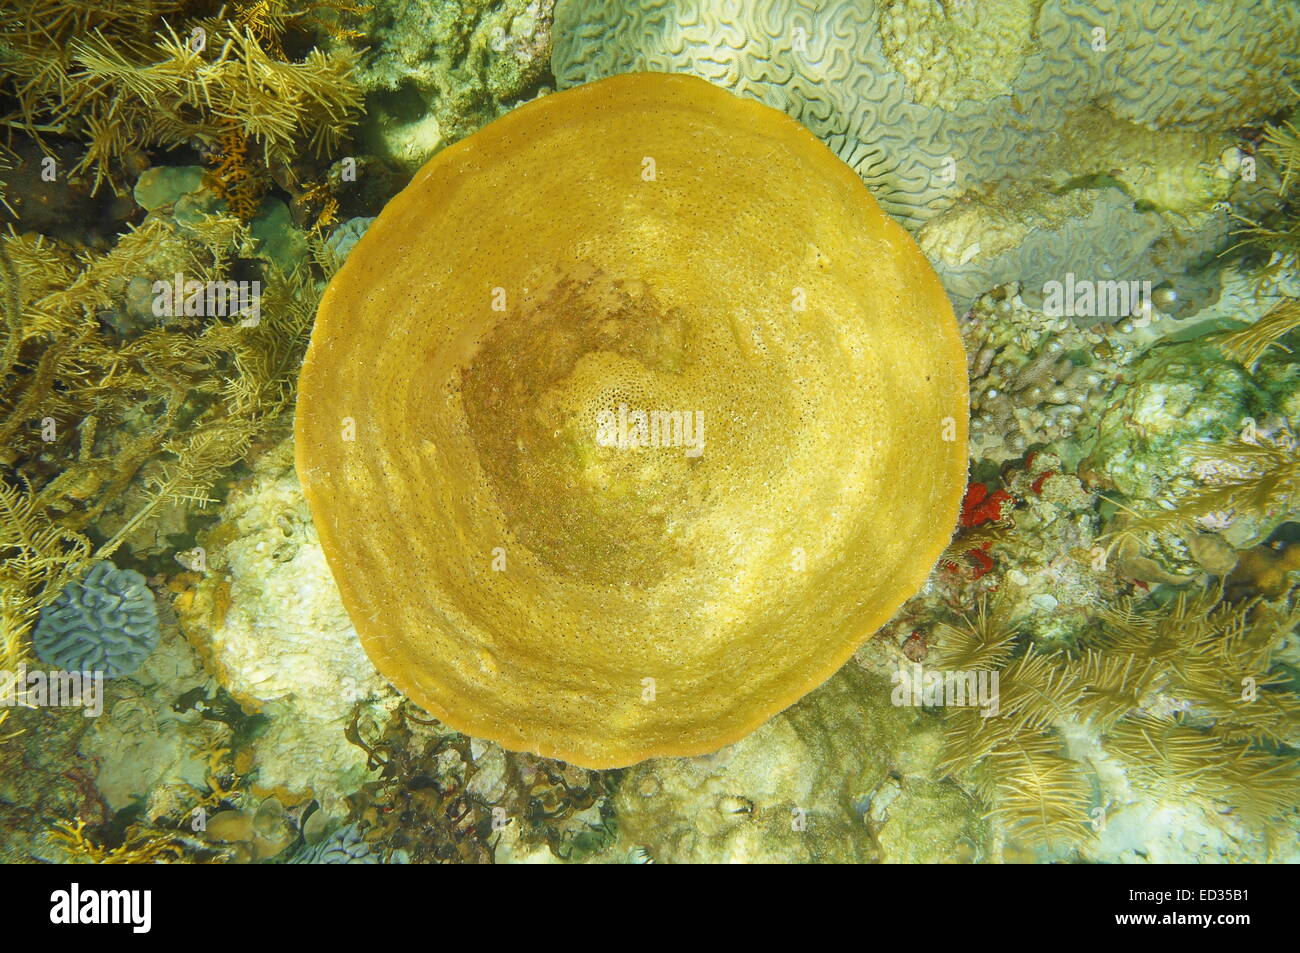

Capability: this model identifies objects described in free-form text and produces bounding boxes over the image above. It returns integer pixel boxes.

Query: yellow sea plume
[295,73,968,768]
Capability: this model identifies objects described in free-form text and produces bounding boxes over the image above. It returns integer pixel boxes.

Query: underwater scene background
[0,0,1299,866]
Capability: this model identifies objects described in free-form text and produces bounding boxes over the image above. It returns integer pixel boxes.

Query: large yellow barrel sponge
[295,72,968,768]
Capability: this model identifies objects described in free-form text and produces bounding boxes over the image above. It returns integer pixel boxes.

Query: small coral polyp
[295,72,968,768]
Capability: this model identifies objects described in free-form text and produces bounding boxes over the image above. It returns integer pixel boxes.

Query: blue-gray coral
[324,216,375,266]
[932,186,1165,313]
[32,561,160,678]
[291,823,406,864]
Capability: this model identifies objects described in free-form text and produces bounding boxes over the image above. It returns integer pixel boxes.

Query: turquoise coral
[291,823,405,864]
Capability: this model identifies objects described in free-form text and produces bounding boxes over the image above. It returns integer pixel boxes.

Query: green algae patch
[1081,341,1300,501]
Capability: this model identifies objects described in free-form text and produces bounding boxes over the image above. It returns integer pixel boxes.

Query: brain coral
[32,561,160,678]
[552,0,1299,228]
[291,823,397,864]
[925,185,1164,313]
[296,72,968,768]
[552,0,1300,312]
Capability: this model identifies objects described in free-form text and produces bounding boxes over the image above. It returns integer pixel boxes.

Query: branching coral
[0,146,15,218]
[974,733,1095,851]
[1098,429,1300,561]
[1097,591,1300,744]
[203,120,270,223]
[48,817,186,864]
[48,741,254,864]
[1217,297,1300,370]
[0,475,91,673]
[1184,433,1300,524]
[933,596,1018,671]
[0,0,364,195]
[1108,717,1300,828]
[1262,117,1300,199]
[234,0,370,59]
[1072,650,1160,731]
[931,598,1093,848]
[1230,103,1300,278]
[964,294,1126,463]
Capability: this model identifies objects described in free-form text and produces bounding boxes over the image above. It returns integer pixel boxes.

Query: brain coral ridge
[555,0,1299,228]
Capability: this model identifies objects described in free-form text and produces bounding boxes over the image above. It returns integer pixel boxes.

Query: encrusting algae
[296,72,969,768]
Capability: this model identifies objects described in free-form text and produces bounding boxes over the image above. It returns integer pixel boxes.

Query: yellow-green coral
[1217,298,1300,370]
[48,818,186,864]
[1263,118,1300,198]
[1098,430,1300,560]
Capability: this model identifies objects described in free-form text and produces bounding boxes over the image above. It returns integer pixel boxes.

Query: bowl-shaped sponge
[32,561,160,678]
[295,72,968,768]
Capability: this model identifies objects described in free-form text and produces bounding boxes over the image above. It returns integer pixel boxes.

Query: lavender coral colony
[31,562,160,678]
